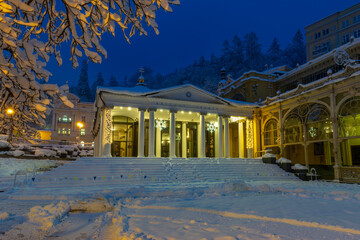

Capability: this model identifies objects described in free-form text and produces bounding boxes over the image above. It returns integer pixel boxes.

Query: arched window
[284,115,302,144]
[284,103,332,143]
[264,119,278,146]
[306,105,332,141]
[339,96,360,137]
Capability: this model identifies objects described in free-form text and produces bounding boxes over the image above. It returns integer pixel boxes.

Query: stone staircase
[28,157,299,189]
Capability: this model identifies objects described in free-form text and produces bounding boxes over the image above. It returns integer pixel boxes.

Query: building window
[58,115,72,123]
[81,116,86,123]
[342,20,349,29]
[354,15,360,24]
[322,28,329,36]
[68,129,71,135]
[81,129,85,135]
[264,119,278,146]
[342,33,350,44]
[58,128,61,134]
[314,32,321,39]
[354,29,360,38]
[62,128,67,135]
[313,42,330,56]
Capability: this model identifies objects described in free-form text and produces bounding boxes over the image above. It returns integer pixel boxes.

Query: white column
[156,125,161,157]
[238,121,244,158]
[224,116,230,158]
[170,111,176,158]
[303,124,309,169]
[218,115,223,158]
[182,122,187,158]
[138,109,145,157]
[148,110,155,157]
[199,113,206,158]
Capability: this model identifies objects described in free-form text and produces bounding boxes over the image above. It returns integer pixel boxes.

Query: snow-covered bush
[0,140,11,151]
[34,149,56,158]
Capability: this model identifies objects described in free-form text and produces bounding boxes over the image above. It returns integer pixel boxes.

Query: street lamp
[76,121,84,144]
[6,108,15,143]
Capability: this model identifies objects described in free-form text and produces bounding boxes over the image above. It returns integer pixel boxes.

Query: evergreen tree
[77,60,91,102]
[244,32,263,71]
[231,35,245,75]
[284,30,306,68]
[91,72,105,100]
[108,75,119,87]
[266,38,283,68]
[221,40,233,69]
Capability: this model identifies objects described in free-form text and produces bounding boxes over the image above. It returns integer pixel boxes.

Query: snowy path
[1,158,360,239]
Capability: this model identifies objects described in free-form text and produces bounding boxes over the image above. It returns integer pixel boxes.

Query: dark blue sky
[47,0,360,87]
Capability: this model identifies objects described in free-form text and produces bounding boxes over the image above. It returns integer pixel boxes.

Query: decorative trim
[104,108,112,144]
[246,119,253,149]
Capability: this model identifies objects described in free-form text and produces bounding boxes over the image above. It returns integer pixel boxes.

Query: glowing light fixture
[6,108,14,115]
[181,111,184,114]
[76,122,84,128]
[128,107,132,110]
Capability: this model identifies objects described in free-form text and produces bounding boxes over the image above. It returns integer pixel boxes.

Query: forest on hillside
[71,30,306,102]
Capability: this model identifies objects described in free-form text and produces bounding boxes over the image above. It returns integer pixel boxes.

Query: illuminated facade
[93,84,255,159]
[305,3,360,61]
[254,40,360,182]
[51,88,95,144]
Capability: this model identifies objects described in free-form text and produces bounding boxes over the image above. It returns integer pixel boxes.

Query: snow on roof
[277,37,360,82]
[263,63,360,106]
[223,98,259,107]
[97,84,254,107]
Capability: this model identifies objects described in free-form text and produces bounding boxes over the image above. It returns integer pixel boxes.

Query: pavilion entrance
[111,116,137,157]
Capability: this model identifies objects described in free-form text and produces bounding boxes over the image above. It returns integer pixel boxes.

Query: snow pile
[0,212,9,220]
[0,158,64,177]
[0,140,11,151]
[27,201,70,231]
[0,134,8,141]
[292,164,308,170]
[262,152,276,158]
[12,150,25,157]
[34,149,57,157]
[276,157,291,163]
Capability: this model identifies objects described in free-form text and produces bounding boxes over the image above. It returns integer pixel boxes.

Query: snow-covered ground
[1,157,360,239]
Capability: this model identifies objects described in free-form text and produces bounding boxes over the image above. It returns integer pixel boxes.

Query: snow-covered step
[29,157,299,189]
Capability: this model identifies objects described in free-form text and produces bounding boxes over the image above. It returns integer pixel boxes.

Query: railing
[340,166,360,183]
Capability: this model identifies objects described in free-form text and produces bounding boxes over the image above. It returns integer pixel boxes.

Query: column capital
[199,112,207,116]
[138,107,147,112]
[170,109,177,114]
[148,107,157,112]
[218,114,230,118]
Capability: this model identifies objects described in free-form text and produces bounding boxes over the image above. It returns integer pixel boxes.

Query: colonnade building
[93,84,256,160]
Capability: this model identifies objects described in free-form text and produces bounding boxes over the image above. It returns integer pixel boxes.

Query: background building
[305,3,360,61]
[51,85,95,145]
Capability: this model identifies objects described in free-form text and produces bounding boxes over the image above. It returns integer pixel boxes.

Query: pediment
[148,85,229,105]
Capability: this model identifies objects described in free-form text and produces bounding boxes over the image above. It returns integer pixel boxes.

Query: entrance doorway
[187,123,198,157]
[111,116,137,157]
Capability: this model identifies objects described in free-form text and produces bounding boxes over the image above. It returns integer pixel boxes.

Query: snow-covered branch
[0,0,179,140]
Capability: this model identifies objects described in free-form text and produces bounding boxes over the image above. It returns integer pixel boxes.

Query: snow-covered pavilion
[93,84,256,158]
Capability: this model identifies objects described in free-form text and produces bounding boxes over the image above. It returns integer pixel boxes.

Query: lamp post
[6,108,15,143]
[76,121,84,144]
